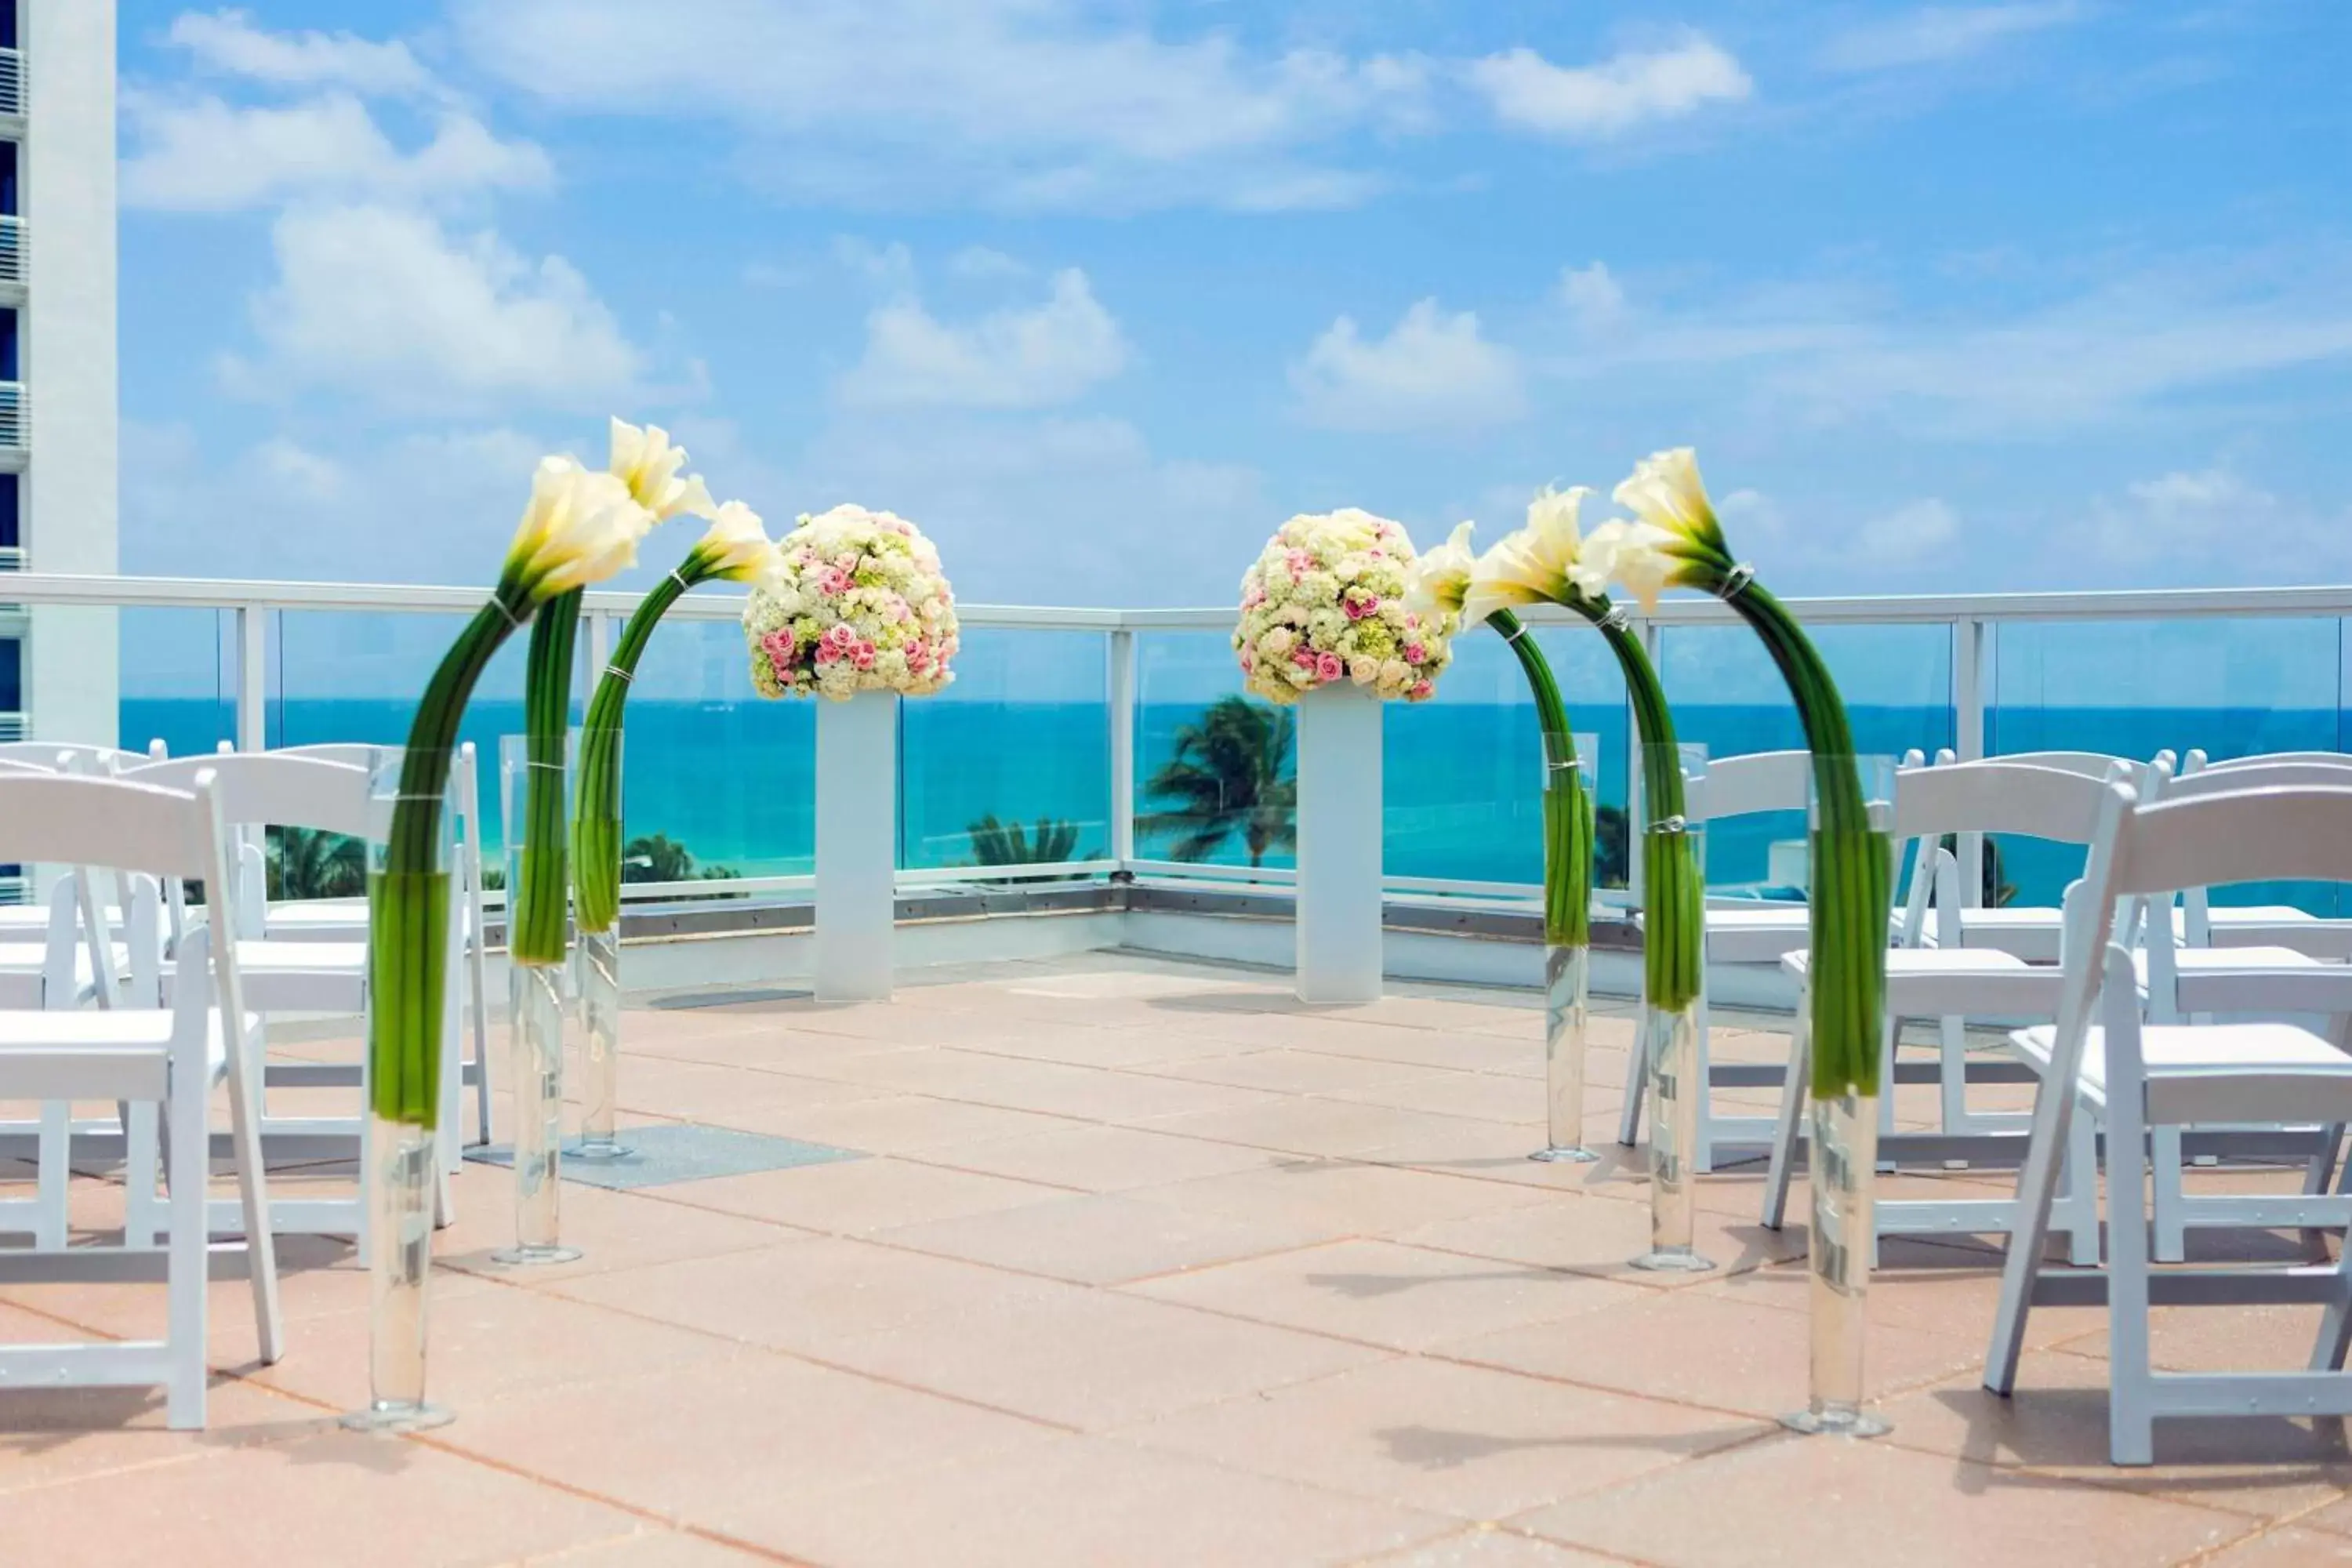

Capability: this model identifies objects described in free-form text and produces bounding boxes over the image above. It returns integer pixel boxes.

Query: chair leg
[2307,1124,2344,1198]
[2063,1105,2102,1267]
[164,1082,207,1430]
[2310,1243,2352,1372]
[34,1099,70,1250]
[1938,1013,1968,1134]
[1617,1006,1647,1147]
[1761,978,1812,1231]
[2150,1126,2187,1264]
[1985,1077,2082,1397]
[2107,1095,2156,1467]
[224,1021,285,1366]
[124,1101,162,1248]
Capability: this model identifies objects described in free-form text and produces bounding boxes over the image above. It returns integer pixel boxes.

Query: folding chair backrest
[0,774,227,884]
[272,742,390,771]
[2187,749,2352,775]
[118,754,372,839]
[1892,759,2121,844]
[1686,750,1810,824]
[0,741,157,772]
[2107,786,2352,909]
[2158,759,2352,802]
[1994,750,2170,782]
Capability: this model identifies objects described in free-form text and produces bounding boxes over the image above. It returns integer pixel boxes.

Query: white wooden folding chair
[1986,781,2352,1465]
[2167,751,2352,960]
[1937,750,2171,962]
[116,753,463,1238]
[1760,759,2119,1261]
[1620,748,1931,1171]
[0,770,282,1430]
[251,742,494,1152]
[2136,760,2352,1261]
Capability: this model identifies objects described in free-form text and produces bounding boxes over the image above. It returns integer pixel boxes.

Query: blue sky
[115,2,2352,608]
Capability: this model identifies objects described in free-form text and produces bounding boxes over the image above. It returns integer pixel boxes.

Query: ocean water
[118,696,2350,916]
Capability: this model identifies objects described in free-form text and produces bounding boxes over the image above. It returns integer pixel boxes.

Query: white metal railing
[0,383,23,449]
[0,216,23,285]
[2,570,2349,912]
[0,49,19,118]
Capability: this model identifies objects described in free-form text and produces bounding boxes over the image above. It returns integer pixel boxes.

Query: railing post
[1954,616,1989,907]
[1294,682,1382,1004]
[1109,628,1136,870]
[235,604,267,752]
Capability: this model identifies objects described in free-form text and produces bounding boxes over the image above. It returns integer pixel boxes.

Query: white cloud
[2088,466,2352,576]
[1290,298,1526,433]
[251,435,346,501]
[838,269,1128,410]
[1855,498,1960,564]
[1465,35,1751,140]
[948,246,1029,280]
[1558,261,1628,332]
[227,205,641,409]
[122,91,553,212]
[453,0,1425,212]
[1820,4,2081,73]
[167,9,435,96]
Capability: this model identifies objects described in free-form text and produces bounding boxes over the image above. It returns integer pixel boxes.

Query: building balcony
[0,214,24,293]
[0,47,21,122]
[0,379,24,456]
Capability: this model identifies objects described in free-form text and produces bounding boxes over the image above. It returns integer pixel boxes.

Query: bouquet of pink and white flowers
[1233,509,1454,704]
[743,504,959,700]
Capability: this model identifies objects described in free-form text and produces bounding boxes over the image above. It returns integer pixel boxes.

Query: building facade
[2,0,119,749]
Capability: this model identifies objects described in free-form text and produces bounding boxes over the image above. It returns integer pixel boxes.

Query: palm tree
[267,826,365,900]
[1937,832,2018,909]
[1141,695,1298,867]
[1595,804,1630,888]
[623,833,696,883]
[968,815,1082,866]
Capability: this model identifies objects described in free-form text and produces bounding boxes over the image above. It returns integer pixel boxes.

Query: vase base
[340,1399,455,1434]
[1528,1145,1599,1163]
[1780,1404,1890,1439]
[491,1244,584,1268]
[1628,1248,1717,1274]
[566,1140,637,1163]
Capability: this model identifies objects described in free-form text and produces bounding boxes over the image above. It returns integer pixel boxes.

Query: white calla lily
[1612,446,1723,556]
[1462,485,1606,626]
[1581,518,1679,613]
[608,417,717,524]
[504,456,655,603]
[1404,520,1477,620]
[688,499,779,585]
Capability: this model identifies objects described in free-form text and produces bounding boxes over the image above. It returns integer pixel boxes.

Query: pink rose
[1403,641,1425,663]
[1291,647,1317,669]
[826,623,857,649]
[1316,652,1345,682]
[853,648,876,671]
[1239,647,1256,672]
[814,642,838,666]
[1410,679,1433,699]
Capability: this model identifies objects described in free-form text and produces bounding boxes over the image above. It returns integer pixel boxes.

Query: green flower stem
[372,590,530,1127]
[511,589,581,966]
[1486,609,1588,949]
[1582,609,1701,1015]
[573,568,700,934]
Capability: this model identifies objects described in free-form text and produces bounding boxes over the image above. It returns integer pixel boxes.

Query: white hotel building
[2,0,119,747]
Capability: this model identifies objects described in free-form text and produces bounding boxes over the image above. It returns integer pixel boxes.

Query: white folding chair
[251,742,494,1152]
[116,753,463,1238]
[1760,759,2118,1260]
[1937,750,2171,962]
[1621,748,1930,1171]
[1986,781,2352,1465]
[2167,751,2352,960]
[0,770,281,1430]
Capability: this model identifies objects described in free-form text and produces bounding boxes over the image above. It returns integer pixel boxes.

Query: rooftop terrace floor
[5,953,2351,1566]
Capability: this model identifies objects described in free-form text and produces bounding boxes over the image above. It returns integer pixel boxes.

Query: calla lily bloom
[503,456,655,604]
[608,417,717,524]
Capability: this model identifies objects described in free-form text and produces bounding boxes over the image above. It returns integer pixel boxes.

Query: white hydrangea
[1231,510,1454,704]
[742,504,959,701]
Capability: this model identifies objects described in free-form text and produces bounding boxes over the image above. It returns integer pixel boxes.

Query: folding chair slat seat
[0,770,281,1430]
[1984,781,2352,1466]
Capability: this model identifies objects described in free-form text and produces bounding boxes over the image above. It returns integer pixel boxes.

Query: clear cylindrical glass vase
[495,733,582,1267]
[571,722,632,1162]
[1785,754,1896,1436]
[1632,742,1714,1272]
[1532,733,1600,1163]
[345,748,456,1432]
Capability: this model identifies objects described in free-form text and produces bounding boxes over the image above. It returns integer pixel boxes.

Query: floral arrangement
[1233,509,1454,703]
[743,504,959,700]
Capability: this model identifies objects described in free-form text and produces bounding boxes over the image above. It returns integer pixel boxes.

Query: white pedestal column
[1294,682,1383,1004]
[815,691,898,1001]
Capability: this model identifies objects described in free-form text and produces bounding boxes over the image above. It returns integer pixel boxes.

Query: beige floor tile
[1331,1069,1592,1127]
[1140,1098,1537,1159]
[656,1154,1070,1234]
[813,1047,1283,1121]
[0,1374,332,1497]
[1397,1190,1808,1284]
[612,1056,898,1120]
[1444,1286,1982,1421]
[718,1092,1084,1152]
[1159,1051,1457,1095]
[444,1346,1054,1529]
[1517,1432,2252,1568]
[1129,1239,1639,1352]
[919,1122,1287,1192]
[1697,1260,2104,1352]
[2284,1493,2352,1537]
[434,1183,804,1283]
[549,1235,1070,1356]
[2059,1301,2336,1373]
[0,1428,645,1568]
[949,1022,1261,1069]
[744,1432,1454,1568]
[1137,1160,1550,1236]
[1123,1354,1760,1519]
[523,1531,782,1567]
[873,1192,1334,1284]
[817,1283,1388,1429]
[2201,1527,2352,1565]
[1875,1350,2352,1520]
[1359,1528,1631,1567]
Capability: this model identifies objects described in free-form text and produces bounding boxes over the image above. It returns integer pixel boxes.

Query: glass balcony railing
[0,571,2334,919]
